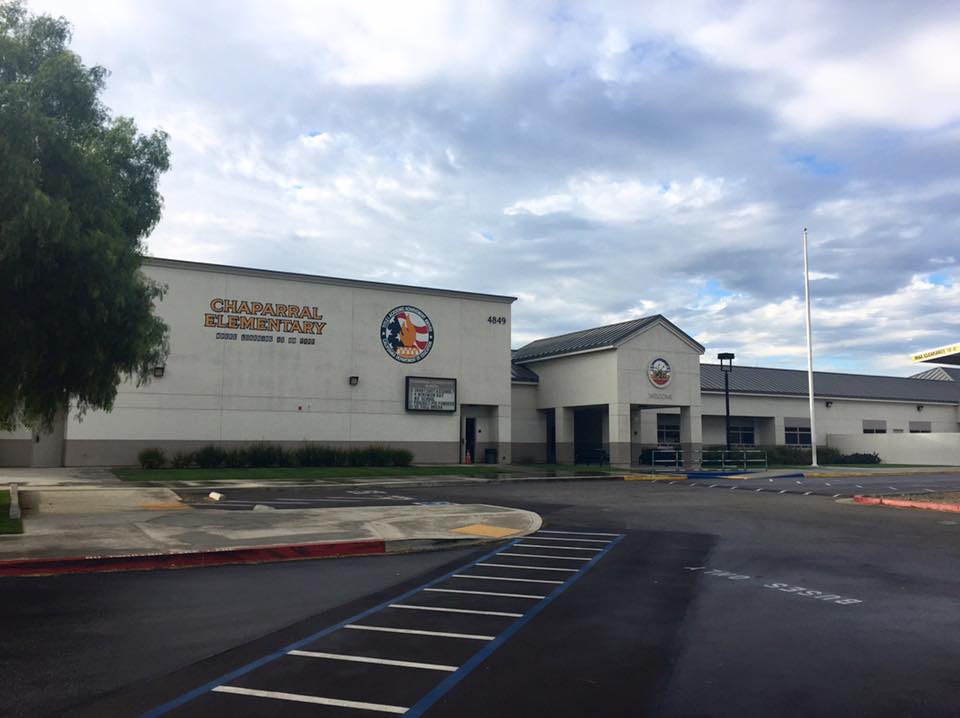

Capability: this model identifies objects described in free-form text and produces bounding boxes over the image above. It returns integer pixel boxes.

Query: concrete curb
[0,534,506,578]
[853,495,960,513]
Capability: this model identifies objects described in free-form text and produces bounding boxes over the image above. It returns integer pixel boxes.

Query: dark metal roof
[512,315,703,363]
[910,367,960,382]
[511,361,540,383]
[701,364,960,404]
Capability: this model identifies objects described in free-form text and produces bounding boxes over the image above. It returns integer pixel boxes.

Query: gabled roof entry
[910,366,960,382]
[512,315,704,363]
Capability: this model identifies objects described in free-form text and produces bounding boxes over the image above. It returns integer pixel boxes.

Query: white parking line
[288,650,458,672]
[424,588,545,599]
[454,574,564,585]
[498,552,590,561]
[524,536,611,544]
[856,484,864,488]
[345,625,494,640]
[476,563,577,572]
[888,486,899,490]
[924,488,937,493]
[825,483,832,487]
[536,530,620,537]
[212,686,408,714]
[389,604,523,618]
[515,544,602,551]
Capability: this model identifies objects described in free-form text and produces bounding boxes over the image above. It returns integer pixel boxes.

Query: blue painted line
[403,533,625,718]
[140,538,521,717]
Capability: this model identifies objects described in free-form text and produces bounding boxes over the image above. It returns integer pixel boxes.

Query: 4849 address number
[487,316,507,324]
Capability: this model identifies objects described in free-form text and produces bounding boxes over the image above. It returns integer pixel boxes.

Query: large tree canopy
[0,1,170,431]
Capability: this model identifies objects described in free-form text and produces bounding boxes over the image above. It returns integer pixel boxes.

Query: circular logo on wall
[381,306,435,363]
[648,357,672,388]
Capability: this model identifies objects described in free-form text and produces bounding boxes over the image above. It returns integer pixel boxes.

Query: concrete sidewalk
[0,495,541,575]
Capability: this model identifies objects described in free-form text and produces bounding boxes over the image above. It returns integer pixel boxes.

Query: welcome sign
[203,298,328,336]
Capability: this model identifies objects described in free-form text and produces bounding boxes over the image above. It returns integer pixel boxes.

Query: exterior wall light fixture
[916,404,924,412]
[152,365,165,378]
[825,400,833,408]
[349,376,359,386]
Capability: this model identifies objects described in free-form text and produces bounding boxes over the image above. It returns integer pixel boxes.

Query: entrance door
[31,413,66,467]
[464,417,476,463]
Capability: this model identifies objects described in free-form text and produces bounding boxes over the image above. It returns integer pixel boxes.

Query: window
[863,420,887,434]
[657,415,680,444]
[785,418,811,446]
[729,421,755,446]
[909,421,931,433]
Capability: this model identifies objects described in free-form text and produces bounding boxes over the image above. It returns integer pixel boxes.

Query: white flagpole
[802,227,819,467]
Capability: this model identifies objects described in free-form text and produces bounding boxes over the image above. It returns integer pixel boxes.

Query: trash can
[484,448,498,464]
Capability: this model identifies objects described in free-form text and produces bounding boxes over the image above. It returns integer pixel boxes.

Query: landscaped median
[0,502,542,577]
[854,492,960,514]
[114,465,520,482]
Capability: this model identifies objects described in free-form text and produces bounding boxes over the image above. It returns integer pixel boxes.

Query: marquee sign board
[405,377,457,412]
[911,343,960,365]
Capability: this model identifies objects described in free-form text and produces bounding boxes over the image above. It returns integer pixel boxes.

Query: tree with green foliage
[0,1,170,431]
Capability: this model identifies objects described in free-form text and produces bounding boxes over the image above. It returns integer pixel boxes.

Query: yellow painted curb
[452,523,519,538]
[624,474,686,481]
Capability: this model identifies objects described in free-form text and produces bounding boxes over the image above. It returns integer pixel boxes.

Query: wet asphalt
[2,477,959,717]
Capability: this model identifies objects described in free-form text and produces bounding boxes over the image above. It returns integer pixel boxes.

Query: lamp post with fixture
[718,352,735,452]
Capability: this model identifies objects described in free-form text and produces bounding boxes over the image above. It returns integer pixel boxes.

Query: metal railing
[645,448,768,472]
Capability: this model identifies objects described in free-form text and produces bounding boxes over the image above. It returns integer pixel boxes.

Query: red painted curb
[0,538,386,577]
[853,495,960,513]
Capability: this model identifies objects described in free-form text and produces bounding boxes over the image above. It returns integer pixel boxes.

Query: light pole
[719,352,735,452]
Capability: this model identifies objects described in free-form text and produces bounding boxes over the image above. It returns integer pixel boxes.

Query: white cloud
[505,175,726,222]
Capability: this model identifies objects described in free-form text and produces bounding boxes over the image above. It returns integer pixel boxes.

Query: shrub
[194,445,226,469]
[294,445,343,467]
[840,451,881,465]
[818,446,843,464]
[245,443,290,467]
[170,451,193,469]
[222,449,247,468]
[137,447,166,469]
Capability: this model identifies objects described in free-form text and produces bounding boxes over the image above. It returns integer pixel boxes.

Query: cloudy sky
[28,0,960,375]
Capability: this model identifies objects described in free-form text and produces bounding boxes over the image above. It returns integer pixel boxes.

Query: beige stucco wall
[827,433,960,465]
[510,383,546,462]
[62,260,513,466]
[701,392,959,444]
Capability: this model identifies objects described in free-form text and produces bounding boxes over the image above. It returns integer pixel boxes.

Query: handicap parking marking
[142,528,624,717]
[685,566,863,606]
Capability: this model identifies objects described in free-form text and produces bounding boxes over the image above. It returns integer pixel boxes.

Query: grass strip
[113,465,524,482]
[0,490,23,535]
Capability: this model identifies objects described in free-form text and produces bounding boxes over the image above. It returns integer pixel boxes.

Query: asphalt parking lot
[4,477,959,717]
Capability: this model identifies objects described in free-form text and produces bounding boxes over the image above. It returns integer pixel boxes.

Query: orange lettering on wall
[315,322,327,335]
[240,317,255,330]
[227,315,240,329]
[210,299,224,312]
[276,305,288,317]
[251,302,264,314]
[287,305,301,319]
[204,314,218,327]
